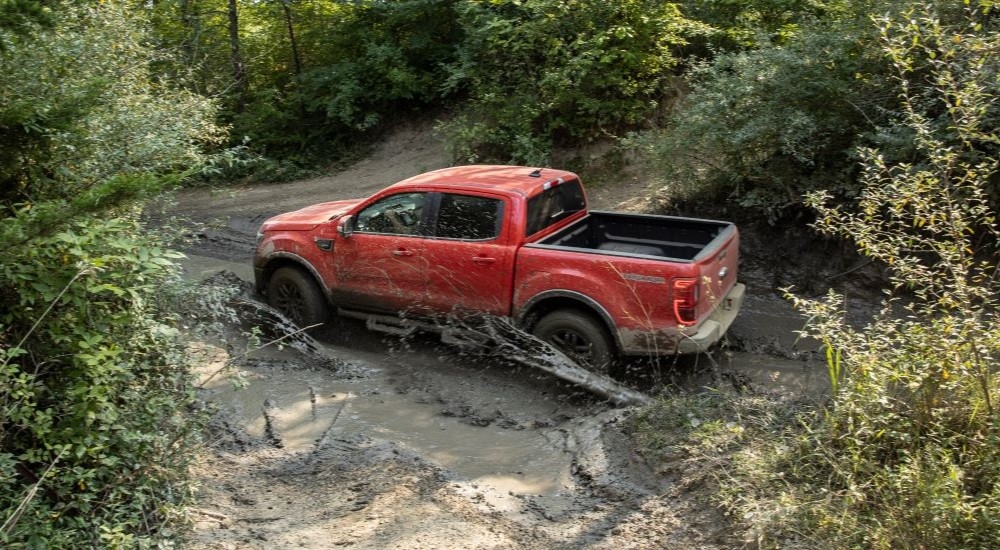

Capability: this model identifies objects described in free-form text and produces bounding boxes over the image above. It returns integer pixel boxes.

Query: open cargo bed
[531,211,736,262]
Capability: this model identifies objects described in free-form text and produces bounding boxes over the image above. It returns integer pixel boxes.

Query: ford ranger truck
[253,165,745,374]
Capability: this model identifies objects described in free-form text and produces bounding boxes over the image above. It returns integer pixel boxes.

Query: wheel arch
[257,253,333,305]
[516,290,620,353]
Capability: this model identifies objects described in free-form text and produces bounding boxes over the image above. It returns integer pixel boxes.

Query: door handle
[471,256,496,265]
[392,249,414,257]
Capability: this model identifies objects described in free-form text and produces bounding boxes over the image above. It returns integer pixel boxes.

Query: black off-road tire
[532,309,617,376]
[266,266,328,328]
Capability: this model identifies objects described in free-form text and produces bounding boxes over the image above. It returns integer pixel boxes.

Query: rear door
[420,191,513,317]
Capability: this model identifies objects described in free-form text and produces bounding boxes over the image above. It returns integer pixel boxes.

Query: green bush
[0,206,203,547]
[716,4,1000,547]
[647,0,996,222]
[226,0,461,159]
[676,0,844,49]
[0,1,224,199]
[439,0,705,164]
[0,3,226,544]
[647,14,881,221]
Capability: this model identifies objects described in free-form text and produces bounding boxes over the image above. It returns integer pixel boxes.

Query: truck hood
[260,199,361,232]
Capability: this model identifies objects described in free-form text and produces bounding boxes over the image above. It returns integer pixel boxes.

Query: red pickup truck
[253,165,744,374]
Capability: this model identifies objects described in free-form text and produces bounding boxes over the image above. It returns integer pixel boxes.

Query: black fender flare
[516,289,621,351]
[257,252,334,306]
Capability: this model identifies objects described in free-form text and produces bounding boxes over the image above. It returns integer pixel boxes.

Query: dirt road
[169,121,825,548]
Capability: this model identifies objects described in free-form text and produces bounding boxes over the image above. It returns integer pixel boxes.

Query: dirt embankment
[169,120,846,548]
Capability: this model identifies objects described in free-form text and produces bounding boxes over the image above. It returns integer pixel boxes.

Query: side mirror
[337,215,354,237]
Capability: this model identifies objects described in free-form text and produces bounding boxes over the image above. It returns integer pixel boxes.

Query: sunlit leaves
[0,208,201,546]
[781,4,1000,546]
[0,1,225,200]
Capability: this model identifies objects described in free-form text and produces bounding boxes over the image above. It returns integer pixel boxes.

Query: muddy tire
[267,266,327,328]
[532,310,617,376]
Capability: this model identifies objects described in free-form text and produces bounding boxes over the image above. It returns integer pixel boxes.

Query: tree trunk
[281,0,302,78]
[228,0,247,112]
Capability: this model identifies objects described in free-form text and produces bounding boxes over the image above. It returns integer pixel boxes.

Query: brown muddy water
[198,345,578,497]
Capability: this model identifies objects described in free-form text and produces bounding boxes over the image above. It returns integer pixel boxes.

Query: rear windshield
[525,179,586,236]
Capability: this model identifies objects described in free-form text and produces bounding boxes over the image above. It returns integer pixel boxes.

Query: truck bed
[530,211,735,262]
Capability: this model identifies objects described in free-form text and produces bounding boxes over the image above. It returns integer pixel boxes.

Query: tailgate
[695,225,739,319]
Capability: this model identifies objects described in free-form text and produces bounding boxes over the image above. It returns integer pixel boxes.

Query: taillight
[673,278,698,326]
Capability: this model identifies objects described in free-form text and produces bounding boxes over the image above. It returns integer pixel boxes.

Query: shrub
[647,16,881,221]
[0,1,224,199]
[439,0,705,164]
[718,4,1000,546]
[0,206,204,547]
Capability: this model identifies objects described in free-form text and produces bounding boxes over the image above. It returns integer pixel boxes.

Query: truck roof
[385,165,579,197]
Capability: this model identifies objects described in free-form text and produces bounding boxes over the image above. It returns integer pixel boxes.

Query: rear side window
[526,180,586,236]
[434,193,503,240]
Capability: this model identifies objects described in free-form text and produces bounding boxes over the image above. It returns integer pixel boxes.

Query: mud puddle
[198,343,582,497]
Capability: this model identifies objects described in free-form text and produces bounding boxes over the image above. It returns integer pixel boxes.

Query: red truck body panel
[254,166,744,356]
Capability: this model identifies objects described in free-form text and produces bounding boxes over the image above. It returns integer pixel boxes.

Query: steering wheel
[388,205,416,227]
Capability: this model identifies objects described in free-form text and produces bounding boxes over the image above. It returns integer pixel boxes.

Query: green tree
[0,0,55,40]
[439,0,705,164]
[676,0,848,49]
[144,0,461,163]
[0,2,224,203]
[1,1,225,544]
[652,0,989,222]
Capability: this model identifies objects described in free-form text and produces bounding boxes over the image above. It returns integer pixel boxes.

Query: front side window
[355,192,427,235]
[434,193,503,240]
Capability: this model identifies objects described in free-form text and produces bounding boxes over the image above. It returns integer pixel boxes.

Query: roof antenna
[529,169,542,178]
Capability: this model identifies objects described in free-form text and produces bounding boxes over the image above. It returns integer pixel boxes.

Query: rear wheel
[532,310,616,376]
[267,266,327,328]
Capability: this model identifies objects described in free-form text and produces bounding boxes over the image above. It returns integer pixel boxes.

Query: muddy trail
[165,121,842,548]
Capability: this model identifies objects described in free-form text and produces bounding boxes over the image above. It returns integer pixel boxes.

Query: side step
[337,308,491,349]
[366,318,417,336]
[337,309,418,337]
[441,328,491,350]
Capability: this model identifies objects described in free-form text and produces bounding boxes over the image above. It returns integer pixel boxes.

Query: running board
[441,328,491,350]
[337,309,418,337]
[337,308,495,350]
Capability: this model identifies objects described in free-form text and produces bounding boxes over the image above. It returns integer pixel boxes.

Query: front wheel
[532,310,616,376]
[266,266,327,328]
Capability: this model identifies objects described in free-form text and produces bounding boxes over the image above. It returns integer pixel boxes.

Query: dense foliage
[144,0,461,168]
[0,208,199,547]
[141,0,713,167]
[0,2,223,201]
[654,0,997,220]
[439,0,704,164]
[0,2,223,545]
[715,4,1000,546]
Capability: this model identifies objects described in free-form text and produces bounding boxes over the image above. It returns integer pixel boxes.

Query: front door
[332,192,430,314]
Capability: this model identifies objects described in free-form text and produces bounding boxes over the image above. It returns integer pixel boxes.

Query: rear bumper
[676,282,745,354]
[617,282,746,356]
